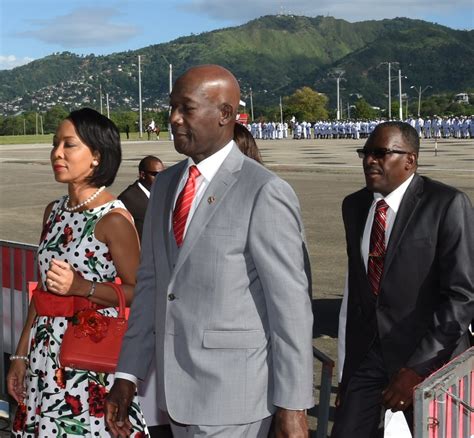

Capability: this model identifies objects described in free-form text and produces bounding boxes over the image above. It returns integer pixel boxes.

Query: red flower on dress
[65,393,82,415]
[12,402,27,431]
[40,220,52,241]
[85,249,95,259]
[88,382,107,417]
[55,214,62,223]
[104,251,112,261]
[73,309,109,342]
[61,225,73,247]
[55,368,66,389]
[134,433,146,438]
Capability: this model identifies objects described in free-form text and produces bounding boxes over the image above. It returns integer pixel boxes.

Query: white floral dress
[13,197,149,437]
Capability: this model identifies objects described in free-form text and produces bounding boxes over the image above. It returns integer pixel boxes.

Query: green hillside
[1,15,472,113]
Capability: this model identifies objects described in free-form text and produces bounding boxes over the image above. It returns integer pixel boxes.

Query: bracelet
[87,281,96,298]
[10,355,28,362]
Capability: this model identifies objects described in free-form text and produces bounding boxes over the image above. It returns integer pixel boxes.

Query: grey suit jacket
[341,174,474,393]
[118,145,314,425]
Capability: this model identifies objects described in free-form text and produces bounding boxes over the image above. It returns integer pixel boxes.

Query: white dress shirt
[171,140,234,239]
[137,182,150,199]
[115,140,235,386]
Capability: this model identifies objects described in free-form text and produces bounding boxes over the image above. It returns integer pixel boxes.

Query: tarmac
[0,136,473,434]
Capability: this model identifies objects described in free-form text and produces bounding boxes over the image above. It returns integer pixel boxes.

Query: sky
[1,0,473,70]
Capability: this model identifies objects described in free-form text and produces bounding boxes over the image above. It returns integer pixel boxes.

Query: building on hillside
[454,93,469,104]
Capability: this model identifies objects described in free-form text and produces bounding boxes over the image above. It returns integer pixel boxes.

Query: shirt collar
[186,140,235,182]
[373,173,415,213]
[137,181,150,198]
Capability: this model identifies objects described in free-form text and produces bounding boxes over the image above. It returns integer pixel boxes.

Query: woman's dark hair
[67,108,121,187]
[234,123,263,164]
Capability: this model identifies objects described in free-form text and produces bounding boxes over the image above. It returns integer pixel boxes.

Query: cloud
[17,7,139,49]
[178,0,473,27]
[0,55,35,70]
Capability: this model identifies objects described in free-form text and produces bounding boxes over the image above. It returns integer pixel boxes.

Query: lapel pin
[207,196,216,204]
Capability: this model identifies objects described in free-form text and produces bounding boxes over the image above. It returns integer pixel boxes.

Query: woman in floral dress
[7,108,149,437]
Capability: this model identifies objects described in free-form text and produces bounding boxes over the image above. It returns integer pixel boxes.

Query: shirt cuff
[114,372,138,386]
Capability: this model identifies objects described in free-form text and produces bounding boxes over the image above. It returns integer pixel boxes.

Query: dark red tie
[173,165,201,247]
[367,199,389,295]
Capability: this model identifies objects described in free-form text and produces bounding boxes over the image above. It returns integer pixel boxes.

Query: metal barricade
[414,347,473,438]
[313,346,335,438]
[0,239,337,435]
[0,240,38,396]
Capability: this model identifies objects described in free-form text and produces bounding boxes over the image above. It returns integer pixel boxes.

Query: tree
[43,106,69,133]
[0,115,24,135]
[354,99,379,120]
[283,87,328,121]
[110,111,138,133]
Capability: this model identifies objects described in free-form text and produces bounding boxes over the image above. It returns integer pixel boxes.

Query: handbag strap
[104,282,126,318]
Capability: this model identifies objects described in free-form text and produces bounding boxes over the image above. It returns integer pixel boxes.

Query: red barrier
[1,246,37,290]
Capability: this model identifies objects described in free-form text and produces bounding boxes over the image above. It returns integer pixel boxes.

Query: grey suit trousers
[169,415,272,437]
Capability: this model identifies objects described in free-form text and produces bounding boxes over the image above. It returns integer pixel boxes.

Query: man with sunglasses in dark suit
[332,121,473,438]
[119,155,165,240]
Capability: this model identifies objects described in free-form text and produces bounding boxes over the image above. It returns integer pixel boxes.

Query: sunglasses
[144,170,160,176]
[356,148,410,159]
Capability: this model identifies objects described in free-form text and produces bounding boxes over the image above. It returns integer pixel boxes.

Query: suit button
[168,293,176,301]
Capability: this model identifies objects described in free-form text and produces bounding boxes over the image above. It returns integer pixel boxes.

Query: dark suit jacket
[341,174,473,393]
[118,180,148,240]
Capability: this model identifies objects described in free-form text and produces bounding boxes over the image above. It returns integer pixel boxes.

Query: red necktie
[173,165,201,247]
[367,199,389,295]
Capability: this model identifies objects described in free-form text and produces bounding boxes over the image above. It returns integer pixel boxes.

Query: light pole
[279,96,283,125]
[162,55,173,140]
[378,62,399,119]
[337,77,341,120]
[106,93,110,118]
[329,69,345,120]
[410,85,432,117]
[250,88,254,121]
[398,70,408,121]
[138,55,143,139]
[99,84,103,114]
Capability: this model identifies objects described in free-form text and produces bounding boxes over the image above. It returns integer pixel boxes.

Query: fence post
[313,346,335,438]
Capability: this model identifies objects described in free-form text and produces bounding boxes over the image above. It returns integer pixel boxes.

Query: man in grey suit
[106,65,314,437]
[332,121,473,437]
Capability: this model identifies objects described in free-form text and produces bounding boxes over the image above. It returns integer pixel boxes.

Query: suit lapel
[172,146,243,276]
[354,190,373,273]
[382,174,423,277]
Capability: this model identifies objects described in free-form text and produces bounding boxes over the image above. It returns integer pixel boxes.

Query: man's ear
[219,103,235,126]
[405,153,418,170]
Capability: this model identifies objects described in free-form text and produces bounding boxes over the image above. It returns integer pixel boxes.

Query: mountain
[1,15,473,115]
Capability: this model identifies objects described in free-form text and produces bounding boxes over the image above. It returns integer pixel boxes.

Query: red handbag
[32,286,91,317]
[59,282,128,373]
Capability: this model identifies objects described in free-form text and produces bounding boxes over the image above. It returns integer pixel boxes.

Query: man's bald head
[170,64,241,162]
[175,64,240,117]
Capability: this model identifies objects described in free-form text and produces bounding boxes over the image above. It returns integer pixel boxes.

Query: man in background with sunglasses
[332,121,473,438]
[119,155,165,240]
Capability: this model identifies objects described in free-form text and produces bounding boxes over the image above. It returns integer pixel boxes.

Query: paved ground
[0,136,473,434]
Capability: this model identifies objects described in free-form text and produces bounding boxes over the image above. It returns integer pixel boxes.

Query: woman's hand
[45,259,87,296]
[7,359,27,404]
